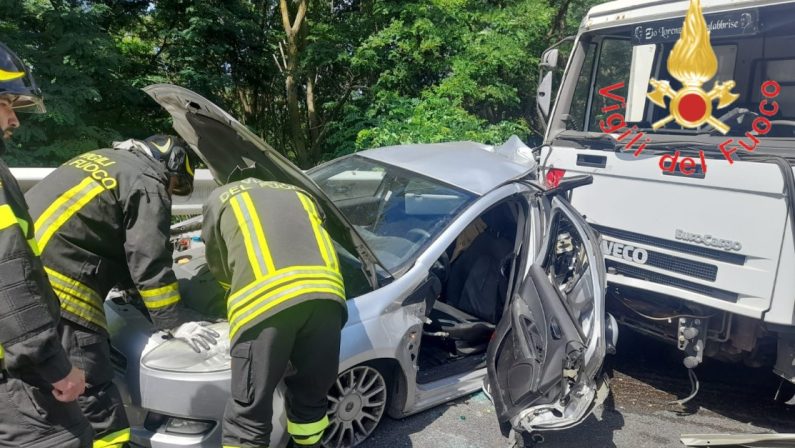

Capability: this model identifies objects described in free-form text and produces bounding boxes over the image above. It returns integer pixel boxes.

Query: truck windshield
[553,4,795,143]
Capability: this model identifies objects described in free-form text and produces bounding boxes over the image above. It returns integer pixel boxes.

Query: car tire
[323,364,388,448]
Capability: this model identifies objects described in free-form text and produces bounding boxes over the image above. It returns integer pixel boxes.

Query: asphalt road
[360,331,794,448]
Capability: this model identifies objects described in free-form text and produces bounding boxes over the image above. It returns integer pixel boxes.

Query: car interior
[416,198,526,384]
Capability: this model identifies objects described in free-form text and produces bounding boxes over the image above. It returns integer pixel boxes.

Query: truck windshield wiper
[552,132,621,150]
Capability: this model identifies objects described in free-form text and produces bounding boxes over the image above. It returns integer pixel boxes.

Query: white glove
[171,322,221,353]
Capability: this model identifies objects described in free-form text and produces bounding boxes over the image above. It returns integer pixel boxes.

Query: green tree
[1,0,605,167]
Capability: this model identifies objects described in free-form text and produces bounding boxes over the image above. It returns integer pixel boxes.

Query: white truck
[538,0,795,400]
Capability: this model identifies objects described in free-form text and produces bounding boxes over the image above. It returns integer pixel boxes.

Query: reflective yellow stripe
[93,427,131,448]
[45,267,103,305]
[0,69,24,81]
[0,343,4,360]
[0,205,38,254]
[229,192,275,278]
[185,154,194,176]
[296,192,335,270]
[228,265,338,302]
[53,288,107,330]
[229,280,344,325]
[228,272,343,319]
[293,432,323,445]
[240,192,275,273]
[219,281,230,291]
[229,282,345,339]
[228,266,343,312]
[140,282,180,309]
[46,267,107,329]
[35,177,106,250]
[288,415,330,436]
[0,204,16,230]
[26,237,39,256]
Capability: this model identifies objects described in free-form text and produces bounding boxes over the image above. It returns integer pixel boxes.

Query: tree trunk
[306,74,320,161]
[547,0,573,39]
[279,0,309,166]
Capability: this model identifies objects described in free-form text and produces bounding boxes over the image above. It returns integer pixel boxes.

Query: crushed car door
[486,195,607,434]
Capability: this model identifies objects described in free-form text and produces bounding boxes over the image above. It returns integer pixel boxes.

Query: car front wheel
[323,365,387,448]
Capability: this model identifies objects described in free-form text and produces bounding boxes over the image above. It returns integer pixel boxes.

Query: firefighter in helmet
[0,42,93,448]
[25,134,220,447]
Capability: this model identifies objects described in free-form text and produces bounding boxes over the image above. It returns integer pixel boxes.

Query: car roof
[356,141,531,196]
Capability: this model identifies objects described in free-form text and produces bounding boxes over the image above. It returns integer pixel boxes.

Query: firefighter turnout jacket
[26,147,183,334]
[202,178,346,343]
[0,158,73,383]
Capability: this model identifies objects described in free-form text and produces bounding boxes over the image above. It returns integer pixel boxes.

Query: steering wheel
[406,228,431,243]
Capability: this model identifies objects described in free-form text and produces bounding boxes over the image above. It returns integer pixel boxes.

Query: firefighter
[0,42,93,448]
[25,134,220,448]
[202,177,346,448]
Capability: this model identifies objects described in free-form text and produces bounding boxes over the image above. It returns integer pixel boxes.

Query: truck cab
[539,0,795,395]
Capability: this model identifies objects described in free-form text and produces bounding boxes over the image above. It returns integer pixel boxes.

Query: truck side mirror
[541,48,560,70]
[536,37,574,129]
[537,71,554,121]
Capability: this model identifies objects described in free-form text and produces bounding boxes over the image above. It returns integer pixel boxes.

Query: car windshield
[308,155,475,272]
[553,4,795,143]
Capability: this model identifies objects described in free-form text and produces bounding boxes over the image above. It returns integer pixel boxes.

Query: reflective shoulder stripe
[35,177,107,251]
[93,427,131,448]
[140,282,180,309]
[0,204,39,254]
[295,192,337,270]
[229,192,275,277]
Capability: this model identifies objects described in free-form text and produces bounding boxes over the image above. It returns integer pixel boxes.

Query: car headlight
[141,322,231,373]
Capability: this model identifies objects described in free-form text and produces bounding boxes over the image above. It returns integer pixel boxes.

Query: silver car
[106,84,612,448]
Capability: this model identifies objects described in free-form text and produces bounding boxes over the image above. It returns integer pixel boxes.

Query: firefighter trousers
[222,300,343,448]
[0,347,93,447]
[61,320,131,447]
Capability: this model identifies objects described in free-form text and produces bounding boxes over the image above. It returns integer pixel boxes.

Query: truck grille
[606,260,738,303]
[593,224,746,265]
[642,250,717,281]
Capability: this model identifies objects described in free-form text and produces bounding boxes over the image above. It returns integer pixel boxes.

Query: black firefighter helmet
[0,42,45,113]
[143,134,198,196]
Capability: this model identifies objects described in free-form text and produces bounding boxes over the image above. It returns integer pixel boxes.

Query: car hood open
[143,83,384,287]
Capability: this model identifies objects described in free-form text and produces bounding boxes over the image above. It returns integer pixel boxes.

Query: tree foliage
[1,0,601,167]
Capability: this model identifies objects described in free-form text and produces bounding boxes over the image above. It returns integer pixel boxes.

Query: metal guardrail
[10,168,216,216]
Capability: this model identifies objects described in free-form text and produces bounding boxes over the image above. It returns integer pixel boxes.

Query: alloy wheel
[322,365,387,448]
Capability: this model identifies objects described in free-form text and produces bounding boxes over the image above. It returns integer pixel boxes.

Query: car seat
[426,206,516,356]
